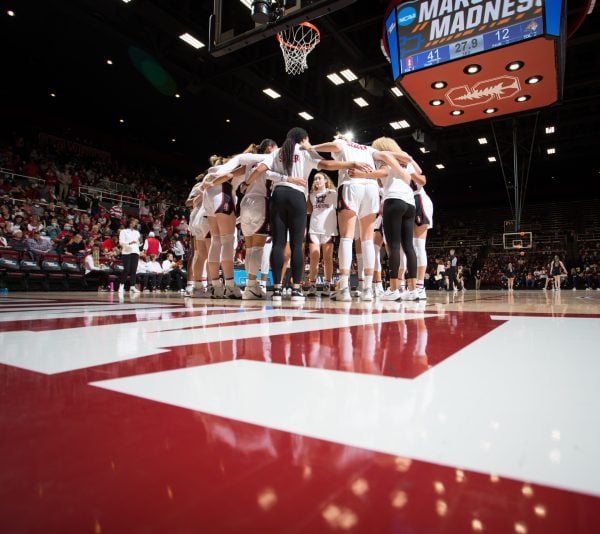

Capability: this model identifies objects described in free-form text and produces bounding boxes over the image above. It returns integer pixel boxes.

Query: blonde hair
[311,172,336,193]
[371,136,402,152]
[243,143,259,154]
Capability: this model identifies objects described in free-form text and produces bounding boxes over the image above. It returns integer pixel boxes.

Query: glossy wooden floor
[1,289,599,533]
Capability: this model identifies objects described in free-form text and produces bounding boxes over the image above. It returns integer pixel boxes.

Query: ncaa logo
[397,6,417,27]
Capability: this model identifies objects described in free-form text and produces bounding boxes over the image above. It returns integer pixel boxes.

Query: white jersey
[331,139,376,187]
[309,188,338,236]
[377,161,414,205]
[262,145,322,197]
[243,161,272,198]
[186,182,203,204]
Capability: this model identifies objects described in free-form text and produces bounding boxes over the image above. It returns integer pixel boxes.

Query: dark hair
[280,127,308,175]
[258,138,277,154]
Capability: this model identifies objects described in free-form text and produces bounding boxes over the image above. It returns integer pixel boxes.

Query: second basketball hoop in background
[277,21,320,75]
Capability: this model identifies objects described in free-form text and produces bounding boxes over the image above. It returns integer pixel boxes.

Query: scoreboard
[383,0,565,126]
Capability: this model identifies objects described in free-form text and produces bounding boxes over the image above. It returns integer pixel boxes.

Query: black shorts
[414,194,431,227]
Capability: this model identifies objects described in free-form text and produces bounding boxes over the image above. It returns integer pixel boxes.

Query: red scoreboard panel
[382,0,565,126]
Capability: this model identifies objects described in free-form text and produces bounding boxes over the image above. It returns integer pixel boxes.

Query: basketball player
[247,127,373,302]
[369,137,417,301]
[550,254,567,291]
[306,172,337,297]
[185,174,211,298]
[410,164,432,300]
[308,135,411,302]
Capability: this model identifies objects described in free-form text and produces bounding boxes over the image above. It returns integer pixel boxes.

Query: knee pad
[220,233,235,262]
[373,245,381,272]
[261,242,272,275]
[208,235,222,263]
[361,240,374,272]
[413,237,427,268]
[338,237,353,271]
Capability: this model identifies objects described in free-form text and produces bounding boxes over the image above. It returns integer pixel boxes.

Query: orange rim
[277,21,320,50]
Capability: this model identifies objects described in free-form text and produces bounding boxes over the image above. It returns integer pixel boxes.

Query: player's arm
[211,165,245,186]
[307,198,313,215]
[317,159,372,173]
[303,140,343,153]
[348,167,390,180]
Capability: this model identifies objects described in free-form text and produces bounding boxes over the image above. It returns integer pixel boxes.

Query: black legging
[382,198,416,280]
[269,186,306,286]
[120,253,139,289]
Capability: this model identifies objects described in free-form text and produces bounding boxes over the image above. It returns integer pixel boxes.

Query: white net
[277,22,320,75]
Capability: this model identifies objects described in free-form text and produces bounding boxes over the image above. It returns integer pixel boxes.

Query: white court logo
[92,315,600,499]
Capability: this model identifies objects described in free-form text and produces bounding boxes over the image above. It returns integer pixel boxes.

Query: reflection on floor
[1,290,599,533]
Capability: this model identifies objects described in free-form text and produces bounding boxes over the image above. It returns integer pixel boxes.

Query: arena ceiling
[1,0,598,208]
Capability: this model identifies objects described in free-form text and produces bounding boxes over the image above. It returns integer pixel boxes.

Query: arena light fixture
[119,118,125,123]
[239,0,253,8]
[478,137,488,145]
[298,111,314,120]
[484,108,498,114]
[121,0,133,3]
[430,99,444,106]
[450,110,463,116]
[340,69,358,81]
[179,32,205,49]
[419,147,430,154]
[263,88,281,99]
[431,81,447,89]
[506,61,524,71]
[390,87,403,97]
[545,126,555,134]
[7,9,15,16]
[525,75,543,84]
[49,92,56,98]
[106,59,113,65]
[515,95,531,102]
[174,93,181,98]
[435,164,445,169]
[327,73,344,85]
[488,156,497,162]
[353,97,369,107]
[171,138,176,143]
[547,147,556,154]
[464,64,481,74]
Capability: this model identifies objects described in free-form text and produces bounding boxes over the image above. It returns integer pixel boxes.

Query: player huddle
[183,126,434,303]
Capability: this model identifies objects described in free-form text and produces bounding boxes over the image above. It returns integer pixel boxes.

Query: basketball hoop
[276,22,320,75]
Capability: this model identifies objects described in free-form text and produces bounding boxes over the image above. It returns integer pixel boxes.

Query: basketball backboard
[209,0,357,57]
[503,232,533,250]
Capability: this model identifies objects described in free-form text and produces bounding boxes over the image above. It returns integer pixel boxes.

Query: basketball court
[1,290,600,532]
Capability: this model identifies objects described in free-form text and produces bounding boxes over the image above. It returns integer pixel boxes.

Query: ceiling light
[171,138,176,142]
[340,69,357,81]
[174,93,181,98]
[419,147,429,154]
[389,120,410,130]
[435,164,445,169]
[391,87,403,97]
[121,0,133,3]
[431,81,447,89]
[354,97,369,107]
[106,59,113,65]
[484,108,497,114]
[326,73,344,85]
[49,92,56,98]
[239,0,253,8]
[478,137,488,145]
[488,156,497,162]
[430,99,444,106]
[262,88,281,99]
[343,131,354,140]
[119,118,124,123]
[298,111,313,120]
[506,61,524,71]
[464,64,481,74]
[545,126,555,134]
[179,32,205,49]
[7,9,15,16]
[547,147,556,154]
[526,75,543,84]
[450,110,463,116]
[515,95,530,102]
[225,119,231,123]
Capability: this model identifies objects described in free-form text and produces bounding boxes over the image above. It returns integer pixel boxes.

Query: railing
[0,168,45,188]
[79,185,140,208]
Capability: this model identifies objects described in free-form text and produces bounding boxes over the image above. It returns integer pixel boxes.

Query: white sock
[364,274,373,289]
